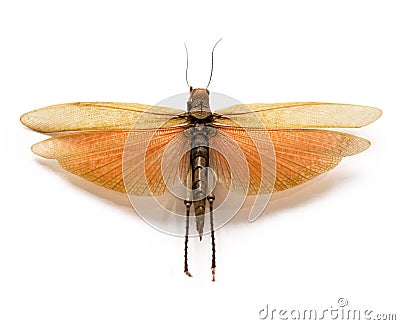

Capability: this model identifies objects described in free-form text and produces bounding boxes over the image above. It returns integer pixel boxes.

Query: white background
[1,0,399,324]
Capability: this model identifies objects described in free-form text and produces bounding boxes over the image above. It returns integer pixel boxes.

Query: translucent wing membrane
[214,102,382,129]
[32,131,129,191]
[32,127,187,194]
[20,102,186,132]
[209,127,276,195]
[123,127,190,196]
[269,129,370,191]
[212,127,370,193]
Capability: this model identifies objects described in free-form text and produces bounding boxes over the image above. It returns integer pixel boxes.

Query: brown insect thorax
[187,88,212,120]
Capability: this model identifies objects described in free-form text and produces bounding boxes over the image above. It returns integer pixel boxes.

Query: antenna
[185,39,222,89]
[206,38,222,89]
[184,42,190,88]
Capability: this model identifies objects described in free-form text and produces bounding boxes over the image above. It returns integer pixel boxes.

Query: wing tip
[358,106,382,127]
[31,142,42,157]
[20,110,47,133]
[31,141,52,159]
[20,111,32,129]
[358,138,371,154]
[343,136,371,156]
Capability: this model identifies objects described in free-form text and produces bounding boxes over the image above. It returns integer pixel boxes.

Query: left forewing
[20,102,186,133]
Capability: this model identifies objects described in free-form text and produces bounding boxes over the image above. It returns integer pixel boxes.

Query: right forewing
[214,102,382,129]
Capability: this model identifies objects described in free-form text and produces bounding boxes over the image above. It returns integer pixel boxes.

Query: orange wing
[209,127,275,195]
[269,129,370,191]
[32,127,188,195]
[212,127,370,193]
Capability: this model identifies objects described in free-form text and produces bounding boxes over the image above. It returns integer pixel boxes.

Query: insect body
[187,88,213,239]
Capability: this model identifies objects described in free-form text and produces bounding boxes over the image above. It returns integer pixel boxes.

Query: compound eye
[206,89,210,95]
